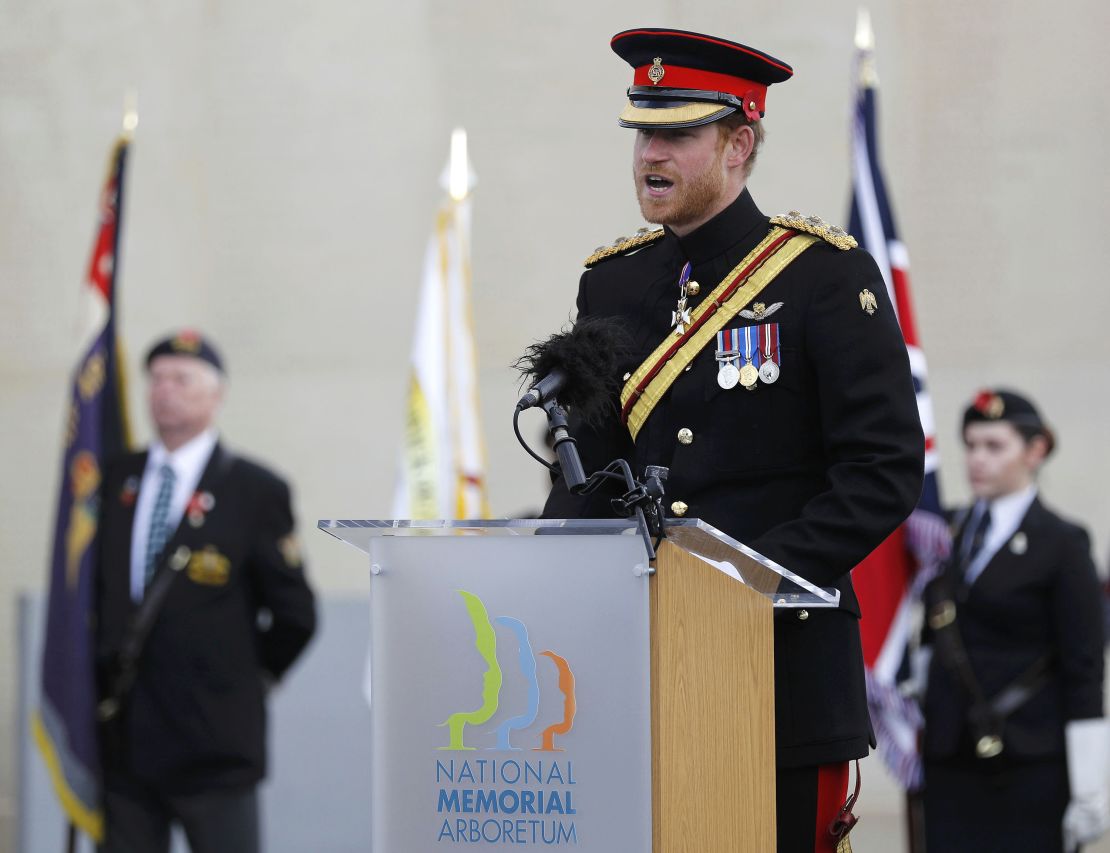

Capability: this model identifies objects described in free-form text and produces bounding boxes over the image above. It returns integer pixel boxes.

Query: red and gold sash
[620,226,817,440]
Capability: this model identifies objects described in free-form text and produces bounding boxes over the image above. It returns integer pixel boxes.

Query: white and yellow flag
[392,129,490,520]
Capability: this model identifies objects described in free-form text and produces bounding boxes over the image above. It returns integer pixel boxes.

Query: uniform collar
[666,187,767,265]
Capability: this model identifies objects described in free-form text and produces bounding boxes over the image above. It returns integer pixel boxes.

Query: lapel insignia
[186,490,216,528]
[859,289,878,315]
[169,545,192,571]
[738,301,783,321]
[1009,532,1028,555]
[187,546,231,586]
[120,475,139,508]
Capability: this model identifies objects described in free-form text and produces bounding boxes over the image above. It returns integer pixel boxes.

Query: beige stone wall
[3,0,1108,843]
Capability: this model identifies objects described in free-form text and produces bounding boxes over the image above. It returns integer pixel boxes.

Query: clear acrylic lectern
[319,517,838,852]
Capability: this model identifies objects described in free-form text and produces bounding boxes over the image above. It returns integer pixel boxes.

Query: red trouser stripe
[813,762,850,852]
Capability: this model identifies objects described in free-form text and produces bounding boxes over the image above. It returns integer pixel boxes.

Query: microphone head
[515,316,635,425]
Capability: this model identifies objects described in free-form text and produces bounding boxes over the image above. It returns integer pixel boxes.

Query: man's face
[963,421,1045,500]
[632,123,733,236]
[147,355,223,445]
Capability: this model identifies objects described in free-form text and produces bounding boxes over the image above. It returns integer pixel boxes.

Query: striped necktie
[144,463,177,585]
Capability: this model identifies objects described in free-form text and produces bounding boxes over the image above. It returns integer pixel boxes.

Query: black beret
[611,27,793,129]
[963,389,1054,453]
[145,330,225,375]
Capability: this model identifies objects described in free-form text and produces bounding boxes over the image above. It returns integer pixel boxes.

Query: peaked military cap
[145,329,225,374]
[611,27,793,129]
[963,388,1055,454]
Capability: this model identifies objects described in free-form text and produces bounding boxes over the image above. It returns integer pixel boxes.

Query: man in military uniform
[542,28,924,852]
[94,331,316,853]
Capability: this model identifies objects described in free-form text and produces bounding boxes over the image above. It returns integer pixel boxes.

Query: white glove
[1064,717,1110,850]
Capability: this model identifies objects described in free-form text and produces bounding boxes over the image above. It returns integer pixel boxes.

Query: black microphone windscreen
[515,316,635,425]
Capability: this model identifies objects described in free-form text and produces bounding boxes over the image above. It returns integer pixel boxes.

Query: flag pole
[852,10,930,852]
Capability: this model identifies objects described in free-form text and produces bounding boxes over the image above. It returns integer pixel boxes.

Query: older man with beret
[94,331,316,853]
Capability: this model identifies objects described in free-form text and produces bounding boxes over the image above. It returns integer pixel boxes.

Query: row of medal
[715,324,781,390]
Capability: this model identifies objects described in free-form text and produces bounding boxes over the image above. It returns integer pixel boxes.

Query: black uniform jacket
[543,189,924,767]
[923,498,1104,761]
[95,442,317,794]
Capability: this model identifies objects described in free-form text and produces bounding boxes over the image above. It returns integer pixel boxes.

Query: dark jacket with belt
[923,497,1104,761]
[95,442,317,793]
[543,189,924,768]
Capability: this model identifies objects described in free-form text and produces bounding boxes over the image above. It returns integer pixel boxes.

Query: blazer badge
[859,289,878,316]
[187,546,231,586]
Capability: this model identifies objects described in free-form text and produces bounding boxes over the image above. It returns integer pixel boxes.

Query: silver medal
[759,360,780,384]
[718,362,740,389]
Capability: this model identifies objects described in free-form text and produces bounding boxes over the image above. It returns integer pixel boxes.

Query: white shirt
[129,429,219,601]
[964,484,1038,586]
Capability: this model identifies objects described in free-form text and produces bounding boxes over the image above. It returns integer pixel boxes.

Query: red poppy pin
[973,390,1005,419]
[120,476,139,508]
[186,490,216,527]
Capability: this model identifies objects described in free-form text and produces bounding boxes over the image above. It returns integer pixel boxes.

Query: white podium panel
[363,531,652,852]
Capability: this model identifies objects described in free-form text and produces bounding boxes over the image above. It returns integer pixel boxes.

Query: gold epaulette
[770,211,858,250]
[584,227,665,267]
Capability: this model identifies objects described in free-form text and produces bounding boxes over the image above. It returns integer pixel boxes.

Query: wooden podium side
[650,541,776,852]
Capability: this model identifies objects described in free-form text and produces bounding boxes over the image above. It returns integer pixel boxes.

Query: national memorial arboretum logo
[434,590,579,845]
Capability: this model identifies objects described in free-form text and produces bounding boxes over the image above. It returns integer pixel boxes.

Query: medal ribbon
[742,325,760,367]
[760,323,780,367]
[715,328,739,360]
[620,227,817,439]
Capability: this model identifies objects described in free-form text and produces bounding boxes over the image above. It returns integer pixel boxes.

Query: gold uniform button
[670,501,688,517]
[677,427,694,445]
[687,281,700,296]
[797,609,809,621]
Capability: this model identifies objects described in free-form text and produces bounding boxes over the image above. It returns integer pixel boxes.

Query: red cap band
[633,63,767,113]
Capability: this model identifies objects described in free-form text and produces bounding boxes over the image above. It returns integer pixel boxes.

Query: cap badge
[648,57,665,85]
[171,329,202,354]
[859,289,878,316]
[973,391,1005,419]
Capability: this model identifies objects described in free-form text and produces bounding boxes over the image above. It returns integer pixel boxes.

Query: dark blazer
[95,442,316,794]
[923,497,1104,760]
[543,189,924,768]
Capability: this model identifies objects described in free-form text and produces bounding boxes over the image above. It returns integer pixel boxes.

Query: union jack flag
[847,15,949,792]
